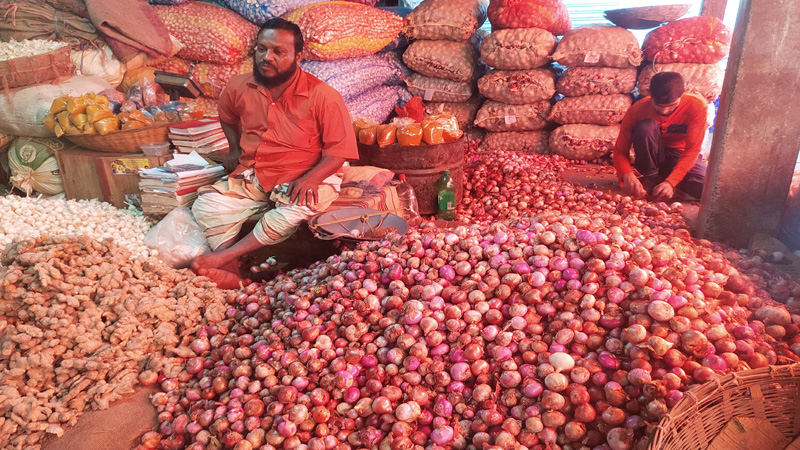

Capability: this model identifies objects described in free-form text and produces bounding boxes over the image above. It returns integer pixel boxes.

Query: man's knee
[632,118,659,138]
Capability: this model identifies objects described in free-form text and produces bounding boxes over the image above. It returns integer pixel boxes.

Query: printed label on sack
[110,158,152,175]
[584,52,601,64]
[424,89,435,101]
[504,115,517,125]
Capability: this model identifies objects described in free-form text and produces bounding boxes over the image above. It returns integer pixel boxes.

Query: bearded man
[612,71,709,202]
[190,18,358,288]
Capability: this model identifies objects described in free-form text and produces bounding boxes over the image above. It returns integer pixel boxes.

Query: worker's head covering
[650,72,685,105]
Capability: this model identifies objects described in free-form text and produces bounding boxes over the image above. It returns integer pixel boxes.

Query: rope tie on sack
[1,1,19,27]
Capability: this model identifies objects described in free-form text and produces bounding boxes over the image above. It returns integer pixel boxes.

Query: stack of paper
[139,152,226,216]
[169,118,229,155]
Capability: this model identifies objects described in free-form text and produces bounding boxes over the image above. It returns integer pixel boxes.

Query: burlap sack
[480,28,557,70]
[548,94,632,126]
[477,68,556,104]
[549,123,621,160]
[556,66,637,97]
[475,100,552,132]
[551,25,642,68]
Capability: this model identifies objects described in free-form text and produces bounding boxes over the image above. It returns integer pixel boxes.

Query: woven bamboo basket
[0,46,75,90]
[604,4,691,29]
[65,122,171,153]
[648,363,800,450]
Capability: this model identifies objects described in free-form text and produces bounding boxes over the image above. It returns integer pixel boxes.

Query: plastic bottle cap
[399,174,406,181]
[443,170,450,176]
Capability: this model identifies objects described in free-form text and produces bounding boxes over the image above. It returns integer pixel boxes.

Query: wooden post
[701,0,728,19]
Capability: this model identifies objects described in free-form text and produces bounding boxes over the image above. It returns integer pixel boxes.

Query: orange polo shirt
[612,93,708,187]
[218,70,359,192]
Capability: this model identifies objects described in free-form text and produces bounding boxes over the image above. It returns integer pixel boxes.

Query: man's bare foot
[191,251,233,272]
[196,267,251,290]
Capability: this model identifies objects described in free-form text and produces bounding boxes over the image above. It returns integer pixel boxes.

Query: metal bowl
[309,207,408,241]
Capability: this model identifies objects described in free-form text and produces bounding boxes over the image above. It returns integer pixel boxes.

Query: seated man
[612,72,708,202]
[190,18,358,288]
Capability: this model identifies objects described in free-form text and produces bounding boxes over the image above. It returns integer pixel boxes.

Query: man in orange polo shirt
[612,72,708,202]
[190,18,358,288]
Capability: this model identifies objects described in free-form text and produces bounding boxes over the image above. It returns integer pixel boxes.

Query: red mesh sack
[487,0,571,36]
[642,16,732,64]
[153,3,258,65]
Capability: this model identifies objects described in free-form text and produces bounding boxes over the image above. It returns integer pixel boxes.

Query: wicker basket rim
[647,363,800,450]
[604,4,691,22]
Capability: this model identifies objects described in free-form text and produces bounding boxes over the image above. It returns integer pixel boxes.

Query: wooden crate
[55,147,172,209]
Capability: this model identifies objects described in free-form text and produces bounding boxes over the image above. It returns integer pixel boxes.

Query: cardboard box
[55,146,172,208]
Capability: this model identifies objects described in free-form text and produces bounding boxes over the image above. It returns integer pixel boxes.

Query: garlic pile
[0,39,69,62]
[0,196,153,259]
[0,235,235,450]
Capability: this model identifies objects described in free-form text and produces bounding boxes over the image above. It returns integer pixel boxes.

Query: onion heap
[136,214,800,450]
[459,149,687,231]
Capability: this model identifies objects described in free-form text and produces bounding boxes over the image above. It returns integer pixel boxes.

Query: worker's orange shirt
[218,70,359,192]
[612,93,708,187]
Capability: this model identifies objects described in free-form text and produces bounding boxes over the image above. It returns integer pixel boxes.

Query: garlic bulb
[0,39,69,62]
[0,195,154,258]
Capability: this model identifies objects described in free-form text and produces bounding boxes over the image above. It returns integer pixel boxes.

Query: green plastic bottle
[436,170,456,221]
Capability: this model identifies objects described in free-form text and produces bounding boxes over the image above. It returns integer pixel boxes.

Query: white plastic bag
[143,207,210,269]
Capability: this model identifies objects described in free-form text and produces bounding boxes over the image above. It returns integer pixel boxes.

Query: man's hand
[288,176,322,206]
[652,182,674,202]
[222,151,240,174]
[621,172,647,198]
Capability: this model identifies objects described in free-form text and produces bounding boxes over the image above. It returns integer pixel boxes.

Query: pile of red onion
[459,149,688,233]
[135,209,800,450]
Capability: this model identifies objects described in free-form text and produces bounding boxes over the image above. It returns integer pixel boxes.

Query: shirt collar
[245,68,311,99]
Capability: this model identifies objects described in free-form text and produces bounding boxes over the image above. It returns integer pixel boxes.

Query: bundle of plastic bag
[143,207,210,269]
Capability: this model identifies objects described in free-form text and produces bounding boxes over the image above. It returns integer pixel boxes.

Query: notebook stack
[138,152,226,216]
[168,118,229,155]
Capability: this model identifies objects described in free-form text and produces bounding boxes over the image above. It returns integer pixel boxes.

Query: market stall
[4,1,800,450]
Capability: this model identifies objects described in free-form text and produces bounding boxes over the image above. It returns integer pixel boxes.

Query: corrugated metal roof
[564,0,621,27]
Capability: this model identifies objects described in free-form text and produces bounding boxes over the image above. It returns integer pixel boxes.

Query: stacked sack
[474,28,557,154]
[152,2,258,110]
[473,0,570,154]
[403,0,488,131]
[286,2,405,123]
[549,25,642,161]
[638,16,732,104]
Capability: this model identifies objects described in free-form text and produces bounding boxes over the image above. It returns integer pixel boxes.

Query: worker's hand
[288,177,320,206]
[222,151,240,174]
[652,182,674,202]
[621,172,647,198]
